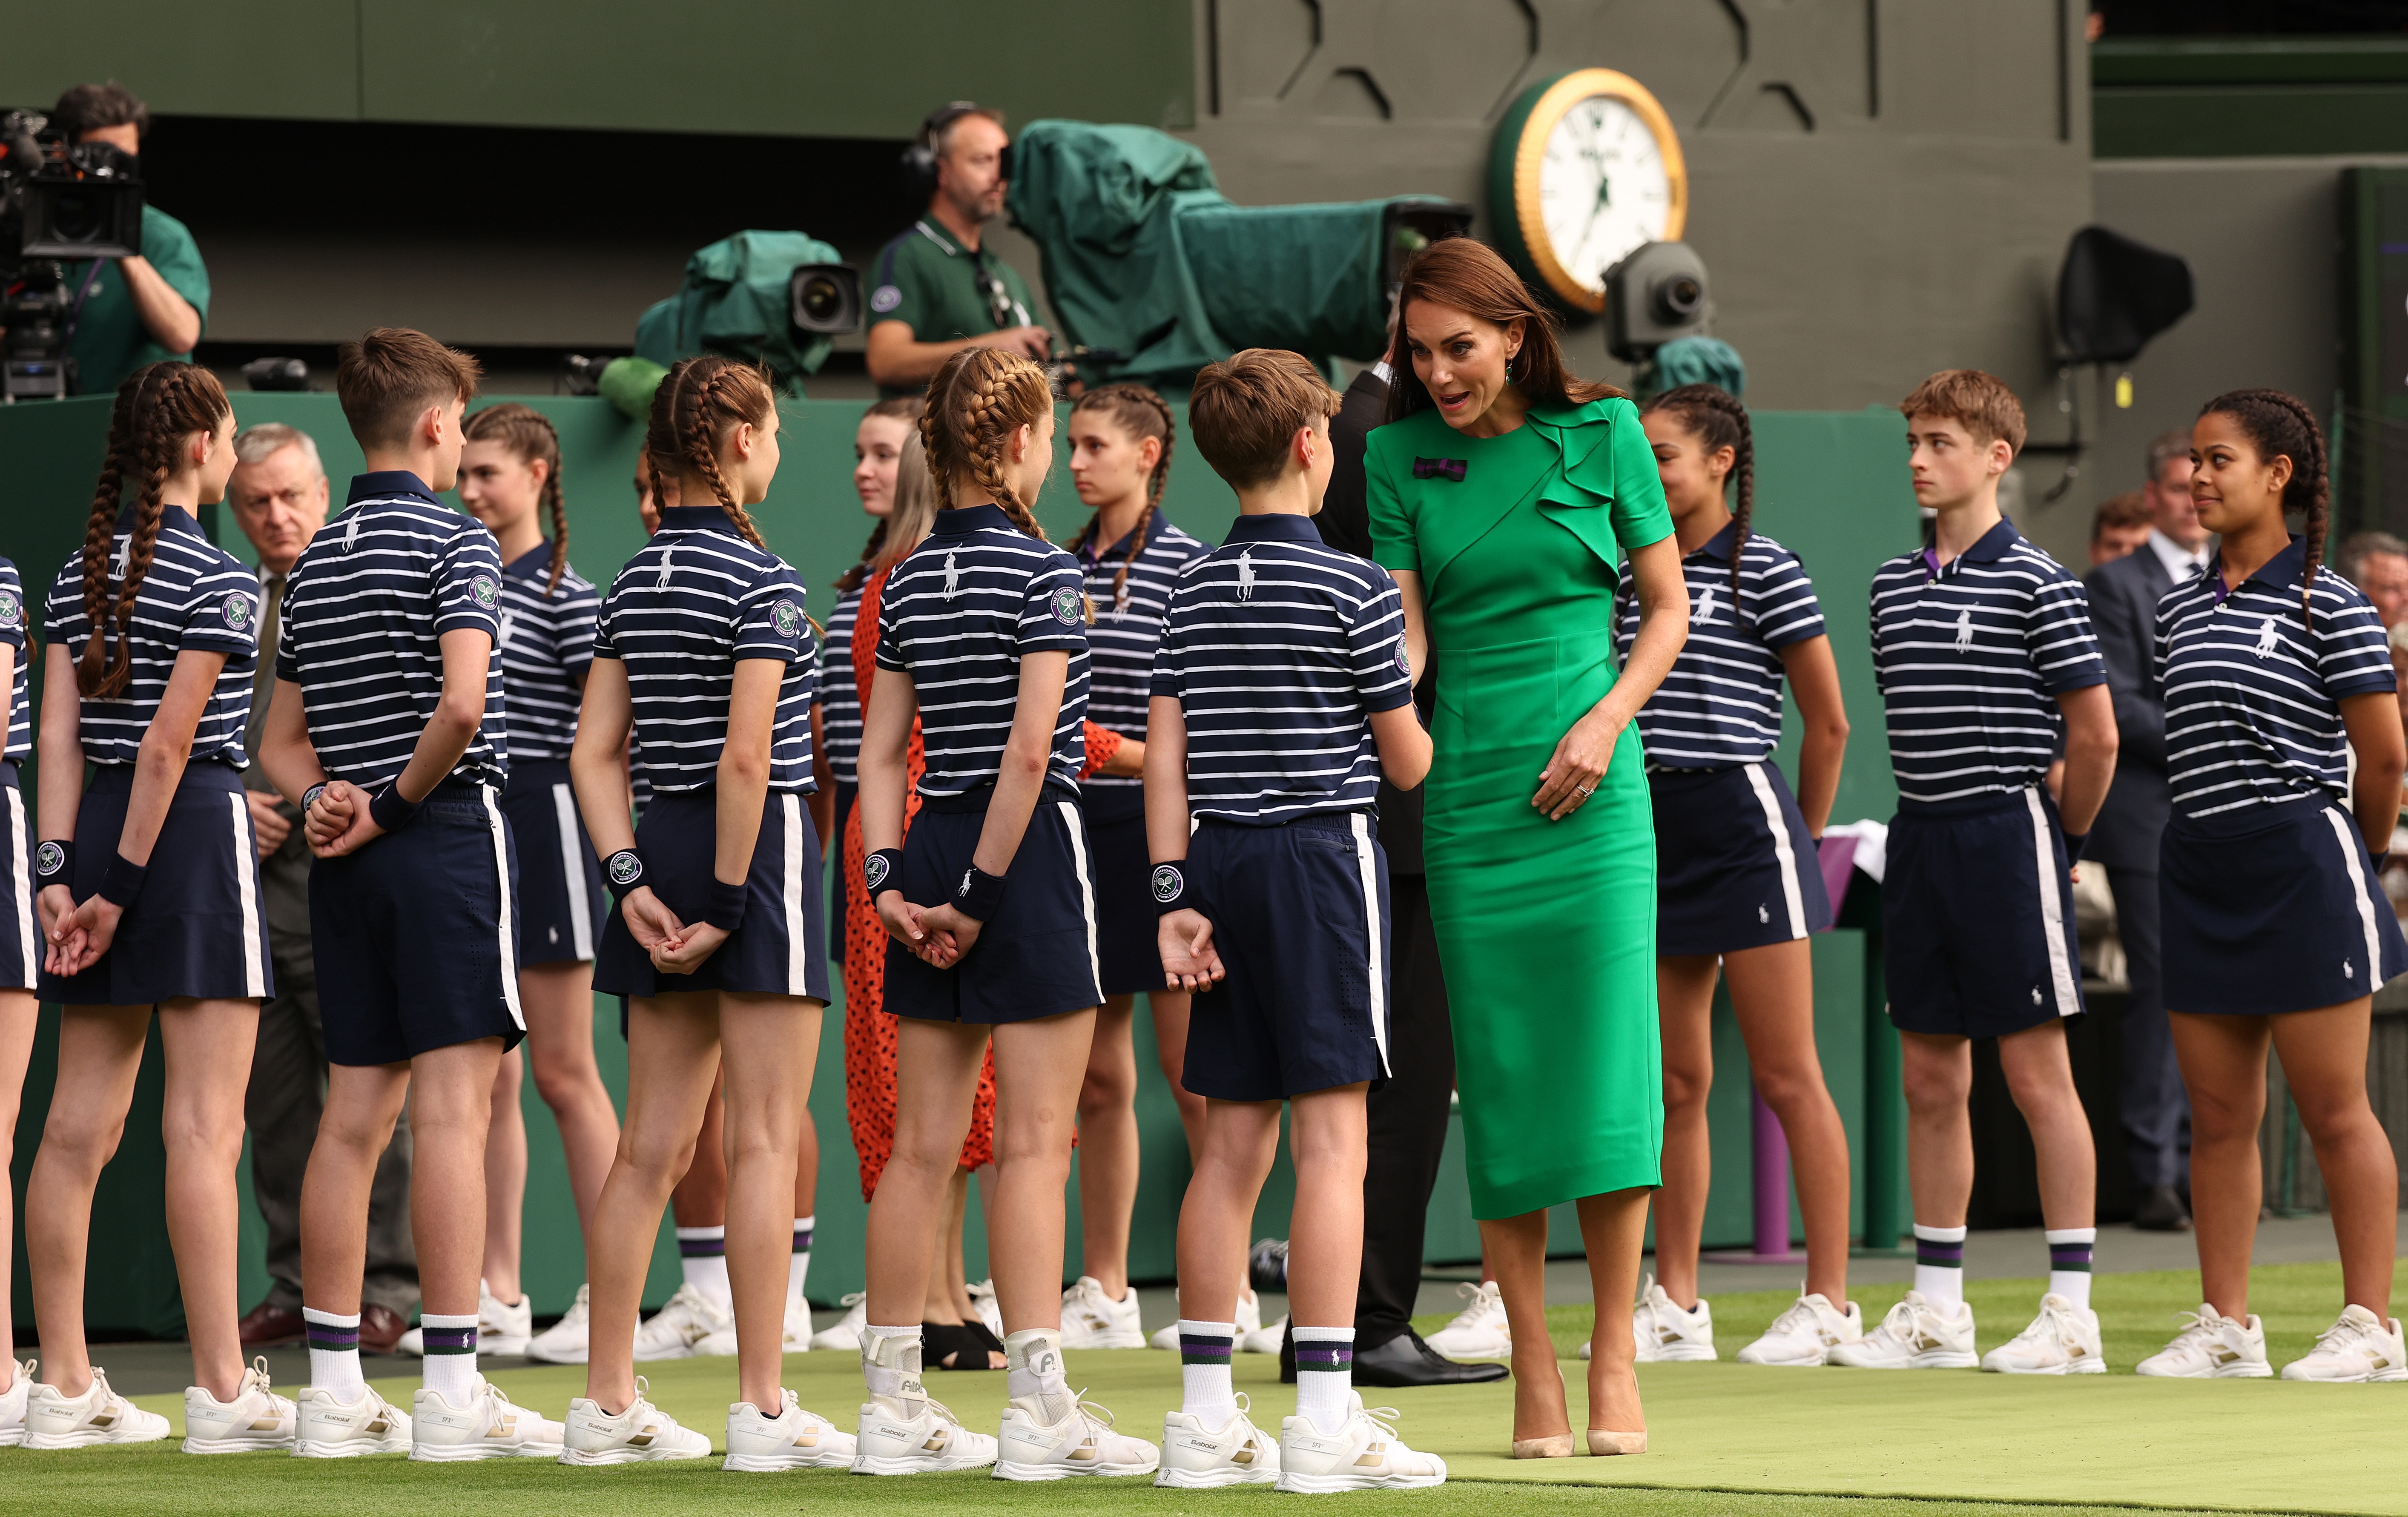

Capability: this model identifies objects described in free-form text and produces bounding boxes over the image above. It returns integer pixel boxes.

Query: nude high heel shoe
[1512,1433,1575,1458]
[1587,1428,1647,1456]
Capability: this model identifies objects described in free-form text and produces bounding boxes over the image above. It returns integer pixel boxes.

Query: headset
[901,101,1007,197]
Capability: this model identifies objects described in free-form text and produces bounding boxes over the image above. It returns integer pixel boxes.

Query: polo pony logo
[2254,616,2280,658]
[943,552,961,599]
[1694,584,1715,624]
[1954,608,1973,652]
[1236,550,1257,602]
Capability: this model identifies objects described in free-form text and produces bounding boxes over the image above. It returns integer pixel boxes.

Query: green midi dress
[1366,396,1675,1219]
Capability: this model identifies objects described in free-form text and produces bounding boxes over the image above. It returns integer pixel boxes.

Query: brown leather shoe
[359,1303,409,1355]
[237,1299,307,1348]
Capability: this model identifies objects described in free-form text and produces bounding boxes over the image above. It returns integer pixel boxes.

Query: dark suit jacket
[2084,545,2178,873]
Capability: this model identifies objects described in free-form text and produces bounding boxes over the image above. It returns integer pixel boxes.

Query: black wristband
[96,852,148,907]
[2063,829,2089,864]
[2379,851,2394,873]
[367,784,421,833]
[864,847,902,897]
[34,839,73,889]
[1151,862,1188,915]
[301,782,328,815]
[602,848,646,898]
[702,876,748,932]
[953,863,1007,922]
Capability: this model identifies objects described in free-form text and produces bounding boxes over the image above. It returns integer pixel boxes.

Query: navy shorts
[500,758,608,967]
[1181,812,1392,1102]
[1082,789,1159,997]
[1883,786,2083,1039]
[313,780,522,1065]
[2163,794,2408,1015]
[829,780,857,966]
[882,784,1104,1026]
[1650,762,1831,957]
[595,786,829,1003]
[44,761,272,1007]
[0,766,37,992]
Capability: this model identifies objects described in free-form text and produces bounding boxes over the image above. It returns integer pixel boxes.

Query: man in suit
[2084,430,2207,1232]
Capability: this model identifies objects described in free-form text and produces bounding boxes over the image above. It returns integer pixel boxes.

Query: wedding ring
[1576,784,1594,797]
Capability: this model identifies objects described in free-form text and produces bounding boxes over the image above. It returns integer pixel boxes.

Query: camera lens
[51,189,100,244]
[1653,274,1704,322]
[799,275,842,324]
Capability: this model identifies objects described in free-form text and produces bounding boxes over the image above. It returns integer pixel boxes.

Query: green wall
[2094,37,2408,158]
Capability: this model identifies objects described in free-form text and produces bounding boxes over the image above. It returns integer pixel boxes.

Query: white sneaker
[1425,1280,1511,1360]
[22,1367,171,1448]
[696,1299,815,1359]
[397,1279,533,1358]
[1631,1275,1716,1363]
[1982,1294,2106,1375]
[1156,1392,1280,1488]
[410,1375,565,1460]
[1826,1291,1977,1369]
[1239,1313,1288,1355]
[0,1359,34,1447]
[1148,1321,1181,1351]
[1148,1289,1264,1350]
[182,1356,296,1452]
[1737,1291,1863,1367]
[2280,1304,2408,1382]
[994,1391,1159,1480]
[2135,1305,2273,1378]
[293,1383,413,1457]
[811,1291,867,1352]
[1276,1395,1445,1493]
[1059,1276,1146,1350]
[724,1388,856,1471]
[633,1282,732,1361]
[967,1279,1005,1341]
[852,1392,1000,1474]
[526,1283,592,1365]
[561,1378,713,1465]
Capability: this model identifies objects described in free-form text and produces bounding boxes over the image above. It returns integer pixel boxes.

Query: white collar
[2146,527,2209,582]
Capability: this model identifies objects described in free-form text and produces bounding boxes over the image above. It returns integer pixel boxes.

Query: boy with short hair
[257,327,562,1458]
[1834,369,2119,1375]
[1146,348,1443,1491]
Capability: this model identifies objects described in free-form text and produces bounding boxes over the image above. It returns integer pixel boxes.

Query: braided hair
[1065,383,1175,612]
[1641,383,1753,602]
[919,345,1054,543]
[2201,388,2328,628]
[77,362,232,699]
[838,395,926,595]
[644,356,778,550]
[462,402,568,596]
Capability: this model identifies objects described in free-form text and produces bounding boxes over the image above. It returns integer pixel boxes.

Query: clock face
[1537,95,1674,297]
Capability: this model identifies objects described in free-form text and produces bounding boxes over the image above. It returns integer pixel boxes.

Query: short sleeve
[434,528,504,639]
[869,236,934,339]
[178,560,261,658]
[146,210,212,333]
[1748,546,1827,650]
[1868,580,1888,697]
[735,563,811,663]
[2152,593,2174,689]
[2026,573,2107,694]
[1018,556,1088,655]
[274,577,301,681]
[1605,403,1675,552]
[1365,436,1419,576]
[1345,571,1415,714]
[590,594,620,663]
[874,576,906,672]
[2316,580,2398,698]
[0,561,27,651]
[554,582,600,677]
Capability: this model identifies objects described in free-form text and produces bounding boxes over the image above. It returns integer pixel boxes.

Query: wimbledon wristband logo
[1151,864,1183,903]
[607,852,642,886]
[34,842,63,878]
[864,853,891,891]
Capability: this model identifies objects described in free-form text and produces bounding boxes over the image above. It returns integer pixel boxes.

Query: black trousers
[1355,871,1453,1350]
[2108,867,2190,1190]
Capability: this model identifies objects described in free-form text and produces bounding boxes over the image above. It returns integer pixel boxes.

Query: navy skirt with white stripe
[2162,794,2408,1016]
[43,759,271,1007]
[1649,761,1831,957]
[883,782,1104,1026]
[595,786,829,1003]
[0,765,36,992]
[500,758,608,966]
[1080,788,1160,997]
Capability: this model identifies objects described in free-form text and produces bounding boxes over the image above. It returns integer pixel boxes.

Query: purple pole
[1751,1088,1791,1257]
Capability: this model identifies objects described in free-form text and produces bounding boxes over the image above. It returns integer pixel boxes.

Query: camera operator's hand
[992,325,1052,362]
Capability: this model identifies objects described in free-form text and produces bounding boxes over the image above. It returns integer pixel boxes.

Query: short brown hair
[51,81,148,143]
[1189,349,1340,490]
[1900,369,2027,457]
[335,328,481,450]
[2090,490,2148,543]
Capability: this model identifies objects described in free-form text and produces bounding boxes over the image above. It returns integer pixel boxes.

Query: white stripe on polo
[1078,510,1210,797]
[0,559,30,762]
[1619,524,1825,769]
[821,582,865,785]
[494,543,599,764]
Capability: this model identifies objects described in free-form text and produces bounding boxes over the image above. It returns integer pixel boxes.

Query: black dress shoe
[2132,1183,2193,1232]
[1352,1331,1510,1388]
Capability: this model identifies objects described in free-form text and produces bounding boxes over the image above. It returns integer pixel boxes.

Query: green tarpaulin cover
[634,229,842,393]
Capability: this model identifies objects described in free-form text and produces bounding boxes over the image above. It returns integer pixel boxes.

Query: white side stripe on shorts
[550,782,594,961]
[1351,812,1391,1078]
[482,787,525,1028]
[2023,787,2079,1018]
[5,788,32,989]
[2322,807,2385,989]
[226,792,266,998]
[781,793,808,996]
[1743,762,1809,941]
[1057,800,1103,997]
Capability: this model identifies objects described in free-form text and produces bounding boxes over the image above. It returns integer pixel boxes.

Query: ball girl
[21,362,283,1451]
[0,550,43,1446]
[853,344,1156,1479]
[1610,384,1858,1366]
[2135,389,2408,1381]
[563,356,850,1468]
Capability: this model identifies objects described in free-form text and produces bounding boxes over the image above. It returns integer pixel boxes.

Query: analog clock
[1488,70,1688,315]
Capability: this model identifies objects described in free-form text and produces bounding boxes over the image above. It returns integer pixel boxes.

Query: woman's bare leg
[1649,955,1720,1306]
[25,1007,150,1397]
[1578,1189,1650,1434]
[1075,995,1139,1295]
[1725,939,1851,1302]
[480,1047,526,1301]
[0,989,34,1395]
[718,991,821,1414]
[158,998,261,1400]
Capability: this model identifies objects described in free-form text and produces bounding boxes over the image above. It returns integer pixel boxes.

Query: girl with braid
[22,362,283,1451]
[1608,384,1857,1367]
[2136,389,2408,1382]
[566,356,851,1468]
[853,345,1157,1479]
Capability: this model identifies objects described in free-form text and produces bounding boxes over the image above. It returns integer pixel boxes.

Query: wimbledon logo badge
[865,853,891,891]
[471,575,499,611]
[1151,865,1182,903]
[772,601,802,638]
[608,853,643,886]
[1051,587,1081,626]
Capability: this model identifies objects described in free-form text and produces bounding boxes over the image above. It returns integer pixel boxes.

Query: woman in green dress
[1366,240,1689,1456]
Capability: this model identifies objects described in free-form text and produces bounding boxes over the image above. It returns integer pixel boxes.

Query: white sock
[1912,1224,1966,1311]
[2045,1228,2096,1309]
[419,1311,479,1404]
[1005,1328,1073,1423]
[1293,1326,1354,1430]
[861,1322,922,1402]
[788,1216,813,1308]
[676,1225,732,1312]
[1177,1319,1237,1429]
[303,1307,365,1396]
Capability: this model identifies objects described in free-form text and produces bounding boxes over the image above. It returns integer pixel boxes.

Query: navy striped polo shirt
[276,472,506,790]
[593,505,817,794]
[0,559,30,761]
[821,582,864,786]
[875,504,1090,798]
[1080,509,1211,811]
[2158,535,2397,819]
[1149,513,1413,824]
[494,543,600,763]
[46,507,261,769]
[1869,517,2105,806]
[1614,523,1826,769]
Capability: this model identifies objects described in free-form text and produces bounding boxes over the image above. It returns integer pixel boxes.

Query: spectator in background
[44,83,210,396]
[224,423,417,1352]
[2337,531,2408,629]
[2088,490,2152,566]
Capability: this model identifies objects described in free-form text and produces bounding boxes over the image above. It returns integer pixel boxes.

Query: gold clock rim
[1512,68,1690,314]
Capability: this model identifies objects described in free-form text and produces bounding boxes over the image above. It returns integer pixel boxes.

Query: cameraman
[46,81,209,394]
[864,103,1049,396]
